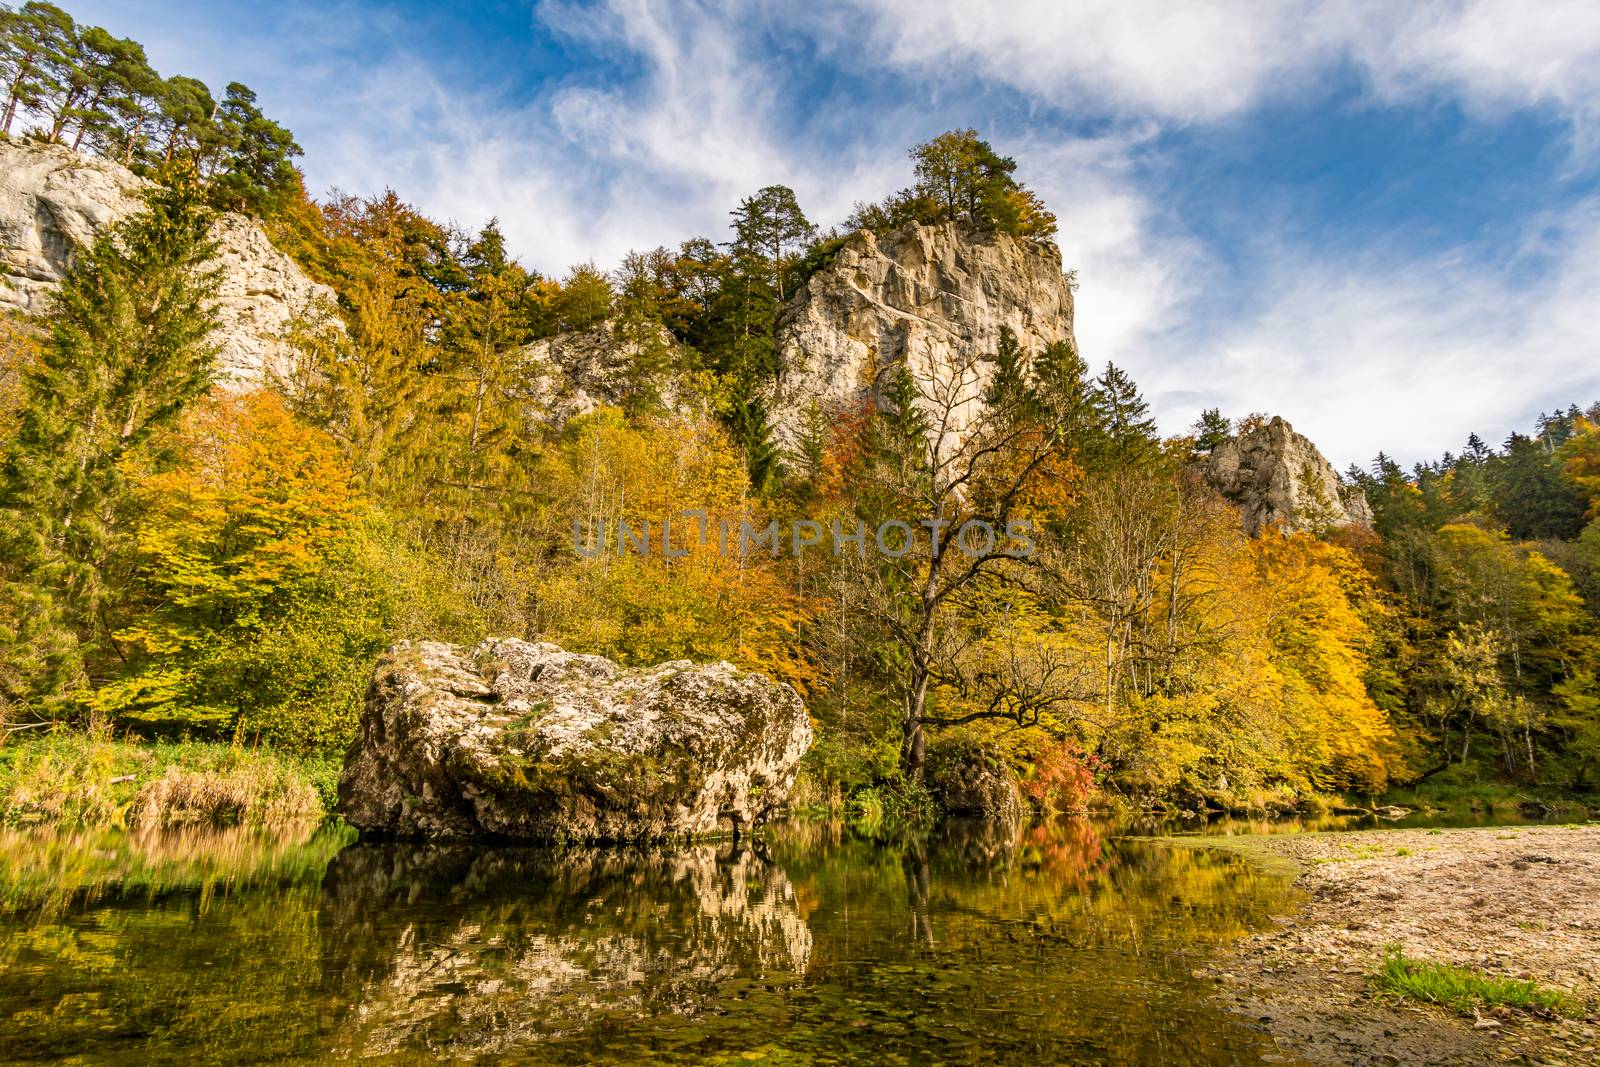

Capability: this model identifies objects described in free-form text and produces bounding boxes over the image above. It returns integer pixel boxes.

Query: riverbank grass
[0,730,336,829]
[1373,946,1577,1018]
[1379,776,1598,820]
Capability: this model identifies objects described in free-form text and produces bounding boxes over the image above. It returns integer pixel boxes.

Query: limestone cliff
[0,140,334,386]
[1205,416,1373,535]
[770,220,1077,446]
[520,316,695,424]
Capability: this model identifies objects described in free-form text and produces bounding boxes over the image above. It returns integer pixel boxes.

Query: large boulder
[0,139,336,386]
[1204,415,1374,535]
[338,639,813,841]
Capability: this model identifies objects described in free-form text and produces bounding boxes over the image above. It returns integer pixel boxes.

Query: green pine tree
[1191,406,1232,455]
[0,180,220,711]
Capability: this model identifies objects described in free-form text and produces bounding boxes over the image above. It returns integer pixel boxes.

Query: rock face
[1205,416,1373,535]
[520,317,695,425]
[927,739,1024,822]
[0,140,335,385]
[770,220,1077,447]
[338,638,813,841]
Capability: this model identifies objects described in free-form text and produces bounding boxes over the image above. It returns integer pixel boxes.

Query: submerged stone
[337,638,813,841]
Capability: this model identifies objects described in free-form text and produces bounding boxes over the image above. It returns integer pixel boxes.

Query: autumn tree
[277,199,441,503]
[1559,416,1600,517]
[94,392,390,747]
[428,220,541,524]
[910,129,1057,239]
[841,328,1089,777]
[529,408,819,694]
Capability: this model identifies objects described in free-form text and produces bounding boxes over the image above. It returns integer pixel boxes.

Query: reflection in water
[0,817,1306,1065]
[0,822,349,919]
[319,842,812,1058]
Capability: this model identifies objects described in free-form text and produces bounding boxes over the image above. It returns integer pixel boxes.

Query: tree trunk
[70,86,109,151]
[902,561,942,781]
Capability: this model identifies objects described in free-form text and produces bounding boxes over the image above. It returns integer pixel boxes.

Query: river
[0,816,1343,1064]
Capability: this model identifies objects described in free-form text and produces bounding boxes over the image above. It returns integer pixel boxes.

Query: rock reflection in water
[320,840,812,1057]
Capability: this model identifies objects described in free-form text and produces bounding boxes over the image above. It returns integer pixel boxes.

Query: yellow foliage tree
[530,409,821,695]
[95,391,382,746]
[1248,533,1393,791]
[1559,416,1600,517]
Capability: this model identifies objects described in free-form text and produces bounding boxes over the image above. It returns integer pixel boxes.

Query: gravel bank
[1185,825,1600,1065]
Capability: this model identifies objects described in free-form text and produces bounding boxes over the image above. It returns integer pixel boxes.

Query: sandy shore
[1185,825,1600,1066]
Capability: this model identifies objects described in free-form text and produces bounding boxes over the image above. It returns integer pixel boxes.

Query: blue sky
[69,0,1600,467]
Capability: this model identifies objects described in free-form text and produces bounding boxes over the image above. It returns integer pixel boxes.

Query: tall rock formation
[0,140,334,386]
[770,221,1077,446]
[1205,416,1373,535]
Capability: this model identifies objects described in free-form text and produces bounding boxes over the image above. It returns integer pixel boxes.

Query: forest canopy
[2,1,1598,820]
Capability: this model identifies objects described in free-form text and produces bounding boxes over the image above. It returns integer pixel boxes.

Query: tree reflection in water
[0,817,1300,1065]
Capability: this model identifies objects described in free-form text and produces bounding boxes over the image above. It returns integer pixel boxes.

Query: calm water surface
[0,817,1311,1065]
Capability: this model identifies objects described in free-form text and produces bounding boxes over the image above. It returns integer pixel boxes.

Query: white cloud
[1148,203,1600,468]
[826,1,1327,122]
[299,0,914,273]
[66,0,1600,466]
[1016,129,1206,378]
[1348,1,1600,145]
[836,0,1600,137]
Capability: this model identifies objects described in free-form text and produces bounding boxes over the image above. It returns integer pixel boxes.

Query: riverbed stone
[337,638,813,841]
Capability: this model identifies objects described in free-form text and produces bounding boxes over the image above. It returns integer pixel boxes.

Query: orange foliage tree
[94,391,386,746]
[529,408,821,696]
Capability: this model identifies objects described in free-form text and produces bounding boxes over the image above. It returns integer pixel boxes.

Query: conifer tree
[1088,362,1158,467]
[208,82,302,215]
[729,185,813,302]
[0,1,73,135]
[0,181,219,708]
[1191,407,1232,455]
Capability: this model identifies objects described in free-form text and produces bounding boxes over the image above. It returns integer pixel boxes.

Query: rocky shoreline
[1183,826,1600,1065]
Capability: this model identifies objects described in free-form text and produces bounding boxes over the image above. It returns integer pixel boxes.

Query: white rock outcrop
[770,220,1077,447]
[1205,416,1374,535]
[0,139,334,385]
[520,316,695,425]
[338,638,813,841]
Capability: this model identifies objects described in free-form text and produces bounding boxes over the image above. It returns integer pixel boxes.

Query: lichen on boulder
[337,638,813,842]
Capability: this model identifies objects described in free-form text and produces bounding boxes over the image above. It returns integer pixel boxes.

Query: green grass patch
[1373,946,1576,1018]
[1379,776,1596,819]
